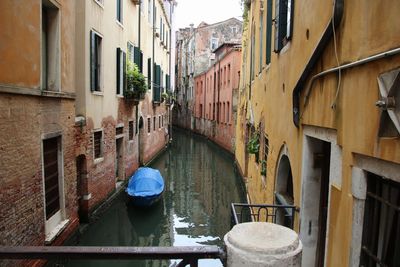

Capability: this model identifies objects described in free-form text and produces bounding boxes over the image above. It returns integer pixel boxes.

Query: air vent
[376,68,400,137]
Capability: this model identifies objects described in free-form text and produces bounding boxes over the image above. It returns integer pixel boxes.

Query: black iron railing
[231,203,298,229]
[0,246,225,267]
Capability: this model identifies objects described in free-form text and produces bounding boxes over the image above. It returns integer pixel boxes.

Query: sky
[175,0,243,29]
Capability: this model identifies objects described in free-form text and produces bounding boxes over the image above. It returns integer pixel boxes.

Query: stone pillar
[224,222,302,267]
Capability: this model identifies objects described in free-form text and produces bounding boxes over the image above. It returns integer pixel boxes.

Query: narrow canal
[50,128,247,267]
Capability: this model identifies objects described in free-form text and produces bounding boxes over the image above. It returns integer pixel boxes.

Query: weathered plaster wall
[235,0,400,266]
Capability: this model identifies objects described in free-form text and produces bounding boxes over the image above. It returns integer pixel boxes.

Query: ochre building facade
[235,0,400,266]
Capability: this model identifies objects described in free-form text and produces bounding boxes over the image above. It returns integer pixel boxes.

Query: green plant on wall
[260,160,267,176]
[124,61,147,99]
[247,133,260,154]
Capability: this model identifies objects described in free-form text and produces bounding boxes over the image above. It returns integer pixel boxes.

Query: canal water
[50,128,247,267]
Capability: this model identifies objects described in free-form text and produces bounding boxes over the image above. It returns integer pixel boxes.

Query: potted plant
[124,61,147,101]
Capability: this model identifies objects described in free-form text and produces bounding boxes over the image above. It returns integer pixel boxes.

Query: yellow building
[235,0,400,266]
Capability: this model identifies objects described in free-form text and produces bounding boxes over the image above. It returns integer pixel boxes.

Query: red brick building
[193,43,241,152]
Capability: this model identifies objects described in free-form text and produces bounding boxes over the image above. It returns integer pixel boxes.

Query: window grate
[94,131,102,159]
[129,121,134,140]
[360,173,400,267]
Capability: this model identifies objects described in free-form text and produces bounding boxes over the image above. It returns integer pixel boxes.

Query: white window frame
[93,129,104,163]
[41,132,68,243]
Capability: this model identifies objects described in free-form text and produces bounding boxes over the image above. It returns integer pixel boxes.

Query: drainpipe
[138,0,141,50]
[292,0,344,127]
[137,1,143,165]
[217,60,221,124]
[152,0,155,98]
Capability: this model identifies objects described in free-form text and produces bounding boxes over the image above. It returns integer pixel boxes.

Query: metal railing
[231,203,298,229]
[0,246,225,267]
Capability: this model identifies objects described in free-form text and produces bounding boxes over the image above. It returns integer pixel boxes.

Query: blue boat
[126,167,165,207]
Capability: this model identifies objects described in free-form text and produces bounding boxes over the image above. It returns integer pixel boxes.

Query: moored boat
[126,167,165,207]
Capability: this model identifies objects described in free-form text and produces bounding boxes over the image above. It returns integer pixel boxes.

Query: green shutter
[148,58,152,90]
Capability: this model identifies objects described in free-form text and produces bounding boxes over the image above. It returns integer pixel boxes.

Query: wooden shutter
[90,31,95,91]
[116,48,121,94]
[148,58,152,89]
[140,50,143,73]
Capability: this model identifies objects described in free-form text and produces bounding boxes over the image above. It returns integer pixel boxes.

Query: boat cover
[126,167,164,197]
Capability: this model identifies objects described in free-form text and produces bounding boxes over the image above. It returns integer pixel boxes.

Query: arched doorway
[138,116,144,166]
[275,150,294,229]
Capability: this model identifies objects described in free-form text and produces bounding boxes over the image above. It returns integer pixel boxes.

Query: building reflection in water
[49,128,246,267]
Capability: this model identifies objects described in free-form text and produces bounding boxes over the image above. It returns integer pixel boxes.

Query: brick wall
[140,97,169,164]
[0,94,79,267]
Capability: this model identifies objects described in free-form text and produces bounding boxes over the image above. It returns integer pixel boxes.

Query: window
[162,115,164,127]
[116,48,126,95]
[153,117,156,131]
[266,0,273,64]
[129,121,134,140]
[223,103,226,123]
[148,0,152,23]
[227,102,230,123]
[360,173,400,267]
[231,26,237,35]
[148,58,152,90]
[224,66,226,85]
[210,38,219,51]
[90,31,102,91]
[250,22,255,82]
[42,0,60,91]
[116,0,123,24]
[228,64,231,84]
[43,137,61,220]
[160,18,163,40]
[127,42,134,63]
[116,126,123,135]
[93,130,103,159]
[199,104,203,118]
[274,0,294,53]
[147,118,151,133]
[263,135,269,170]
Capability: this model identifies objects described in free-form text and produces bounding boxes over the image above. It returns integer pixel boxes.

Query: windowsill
[94,157,104,165]
[92,91,104,96]
[116,94,124,98]
[45,219,70,244]
[93,0,104,9]
[116,20,124,29]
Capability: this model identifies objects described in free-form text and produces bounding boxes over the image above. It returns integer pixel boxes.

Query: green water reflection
[52,128,247,267]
